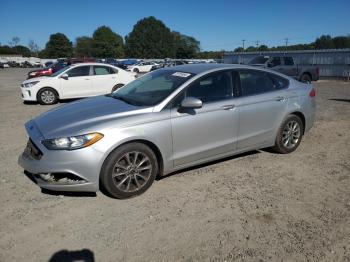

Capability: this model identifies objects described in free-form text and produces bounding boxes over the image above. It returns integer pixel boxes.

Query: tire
[37,88,58,105]
[300,73,311,83]
[133,68,139,73]
[100,143,158,199]
[272,115,304,154]
[111,84,124,93]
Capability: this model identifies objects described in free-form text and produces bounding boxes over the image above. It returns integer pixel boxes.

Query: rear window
[268,73,289,89]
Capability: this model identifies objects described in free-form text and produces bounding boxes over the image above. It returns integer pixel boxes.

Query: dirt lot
[0,68,349,262]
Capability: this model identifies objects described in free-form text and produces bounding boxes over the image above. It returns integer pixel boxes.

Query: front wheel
[100,143,158,199]
[272,115,304,154]
[37,88,58,105]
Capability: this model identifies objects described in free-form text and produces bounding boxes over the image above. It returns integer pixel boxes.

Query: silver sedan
[18,64,316,198]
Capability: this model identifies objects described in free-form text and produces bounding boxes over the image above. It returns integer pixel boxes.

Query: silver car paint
[18,64,315,192]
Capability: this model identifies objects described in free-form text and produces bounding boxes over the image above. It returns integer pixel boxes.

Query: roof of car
[169,63,263,74]
[168,63,295,80]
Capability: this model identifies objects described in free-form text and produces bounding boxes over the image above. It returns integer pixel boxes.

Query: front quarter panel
[92,109,173,175]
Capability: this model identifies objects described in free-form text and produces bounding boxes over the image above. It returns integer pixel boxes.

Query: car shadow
[49,249,94,262]
[157,150,261,180]
[329,98,350,103]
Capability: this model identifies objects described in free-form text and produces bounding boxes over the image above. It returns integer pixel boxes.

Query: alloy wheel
[112,151,152,193]
[282,120,301,149]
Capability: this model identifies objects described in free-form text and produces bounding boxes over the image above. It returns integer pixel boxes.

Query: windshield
[111,69,195,106]
[249,56,269,64]
[50,66,71,77]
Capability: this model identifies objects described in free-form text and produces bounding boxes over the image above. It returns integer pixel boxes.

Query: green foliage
[196,51,224,59]
[75,36,93,58]
[173,31,200,59]
[92,26,124,58]
[45,33,73,58]
[0,44,31,56]
[12,45,31,57]
[125,16,175,58]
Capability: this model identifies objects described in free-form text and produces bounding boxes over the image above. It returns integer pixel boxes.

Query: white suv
[20,63,136,105]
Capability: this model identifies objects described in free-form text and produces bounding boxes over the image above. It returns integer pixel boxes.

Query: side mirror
[60,73,68,80]
[180,97,203,109]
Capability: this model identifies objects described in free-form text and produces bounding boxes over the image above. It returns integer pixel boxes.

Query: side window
[270,57,281,67]
[93,66,113,75]
[66,66,90,77]
[284,57,294,66]
[268,73,289,90]
[239,70,276,96]
[185,71,233,103]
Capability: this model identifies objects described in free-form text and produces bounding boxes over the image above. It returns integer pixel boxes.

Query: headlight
[42,133,103,150]
[24,81,39,88]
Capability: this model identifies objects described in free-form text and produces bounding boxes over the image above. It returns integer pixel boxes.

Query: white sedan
[20,63,136,105]
[128,62,158,73]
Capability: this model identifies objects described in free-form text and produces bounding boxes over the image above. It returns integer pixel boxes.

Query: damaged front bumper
[18,121,103,192]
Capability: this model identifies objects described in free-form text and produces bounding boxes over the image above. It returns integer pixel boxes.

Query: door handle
[275,96,286,101]
[85,79,90,80]
[111,77,116,79]
[221,104,235,110]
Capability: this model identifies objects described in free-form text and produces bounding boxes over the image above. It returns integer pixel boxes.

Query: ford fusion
[18,64,316,199]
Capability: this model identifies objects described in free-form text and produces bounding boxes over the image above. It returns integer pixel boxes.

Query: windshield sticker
[172,72,191,78]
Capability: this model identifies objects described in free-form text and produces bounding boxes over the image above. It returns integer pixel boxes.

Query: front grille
[23,139,43,160]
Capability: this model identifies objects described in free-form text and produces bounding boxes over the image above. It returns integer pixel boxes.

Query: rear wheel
[300,73,311,83]
[100,143,158,199]
[133,68,139,73]
[111,84,124,93]
[272,115,303,154]
[37,88,58,105]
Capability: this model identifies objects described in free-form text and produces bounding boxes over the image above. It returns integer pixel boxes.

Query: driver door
[59,65,92,98]
[170,70,239,167]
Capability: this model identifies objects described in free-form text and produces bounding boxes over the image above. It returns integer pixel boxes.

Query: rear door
[59,65,92,98]
[91,65,118,95]
[170,70,239,167]
[236,69,289,150]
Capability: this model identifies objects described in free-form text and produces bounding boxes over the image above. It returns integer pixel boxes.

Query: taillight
[309,88,316,97]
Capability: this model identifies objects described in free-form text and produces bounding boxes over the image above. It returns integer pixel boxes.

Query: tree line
[233,35,350,52]
[1,16,349,59]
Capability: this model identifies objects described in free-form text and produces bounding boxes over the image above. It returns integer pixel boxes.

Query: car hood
[31,95,150,138]
[22,76,50,84]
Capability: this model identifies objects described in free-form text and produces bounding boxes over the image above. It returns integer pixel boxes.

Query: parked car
[248,56,319,83]
[18,64,316,198]
[128,61,158,73]
[27,58,95,79]
[105,58,128,70]
[45,61,54,67]
[20,63,136,104]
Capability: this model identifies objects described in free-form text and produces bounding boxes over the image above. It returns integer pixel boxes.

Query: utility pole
[242,39,246,50]
[255,40,260,49]
[284,38,289,50]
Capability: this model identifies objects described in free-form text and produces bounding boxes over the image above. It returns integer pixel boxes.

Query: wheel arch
[300,72,312,81]
[101,139,164,177]
[36,86,60,100]
[289,111,306,134]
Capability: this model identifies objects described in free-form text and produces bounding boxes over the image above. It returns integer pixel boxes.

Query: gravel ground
[0,68,349,262]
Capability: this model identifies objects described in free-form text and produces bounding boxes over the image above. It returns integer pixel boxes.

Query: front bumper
[18,121,104,192]
[21,87,36,101]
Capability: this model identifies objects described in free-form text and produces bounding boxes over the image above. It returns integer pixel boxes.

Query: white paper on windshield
[172,72,191,78]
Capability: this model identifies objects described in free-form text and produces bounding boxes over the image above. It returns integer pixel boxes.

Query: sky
[0,0,349,51]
